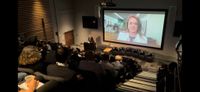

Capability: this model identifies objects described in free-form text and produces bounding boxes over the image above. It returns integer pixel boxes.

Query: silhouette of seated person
[23,36,39,47]
[46,45,76,81]
[111,55,124,70]
[68,49,82,71]
[79,51,105,79]
[18,45,46,74]
[99,54,118,78]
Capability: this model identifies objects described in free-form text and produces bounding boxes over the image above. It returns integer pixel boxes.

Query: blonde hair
[18,45,42,65]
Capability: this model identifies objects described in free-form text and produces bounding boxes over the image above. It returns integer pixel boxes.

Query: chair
[36,80,62,92]
[46,64,76,81]
[34,72,65,82]
[18,67,34,74]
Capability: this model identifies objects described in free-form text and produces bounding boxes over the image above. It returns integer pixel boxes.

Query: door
[64,30,74,46]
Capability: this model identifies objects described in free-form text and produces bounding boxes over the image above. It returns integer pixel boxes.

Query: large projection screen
[102,8,168,49]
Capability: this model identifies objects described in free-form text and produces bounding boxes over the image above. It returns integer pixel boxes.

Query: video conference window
[103,8,168,49]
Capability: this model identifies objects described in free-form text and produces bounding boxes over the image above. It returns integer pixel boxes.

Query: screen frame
[102,8,168,50]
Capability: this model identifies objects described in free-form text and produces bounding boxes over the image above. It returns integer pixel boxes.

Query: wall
[49,0,74,44]
[18,0,54,41]
[73,0,181,61]
[73,0,100,45]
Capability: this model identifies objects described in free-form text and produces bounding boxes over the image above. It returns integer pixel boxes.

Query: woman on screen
[117,15,147,44]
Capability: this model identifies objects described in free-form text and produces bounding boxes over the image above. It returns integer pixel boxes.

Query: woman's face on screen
[128,16,138,37]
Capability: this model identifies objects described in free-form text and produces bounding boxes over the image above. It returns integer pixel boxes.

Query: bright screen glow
[103,8,168,49]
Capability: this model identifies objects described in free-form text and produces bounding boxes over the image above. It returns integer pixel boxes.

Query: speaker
[173,21,182,37]
[82,16,98,29]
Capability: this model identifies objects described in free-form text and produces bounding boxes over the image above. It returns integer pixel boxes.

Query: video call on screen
[103,9,167,49]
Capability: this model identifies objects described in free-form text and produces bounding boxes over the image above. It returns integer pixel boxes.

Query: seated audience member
[99,54,117,77]
[68,50,82,71]
[99,53,118,90]
[55,45,69,64]
[46,46,76,81]
[43,50,56,64]
[38,41,48,61]
[47,63,76,81]
[94,52,102,63]
[79,51,105,78]
[123,58,142,79]
[23,36,39,47]
[18,45,46,74]
[109,55,125,83]
[46,41,52,51]
[111,55,124,70]
[18,35,25,57]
